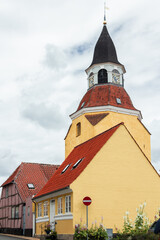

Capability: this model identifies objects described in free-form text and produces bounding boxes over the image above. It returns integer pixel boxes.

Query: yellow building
[33,21,160,240]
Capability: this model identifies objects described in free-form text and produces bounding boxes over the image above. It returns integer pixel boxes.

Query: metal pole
[86,206,88,240]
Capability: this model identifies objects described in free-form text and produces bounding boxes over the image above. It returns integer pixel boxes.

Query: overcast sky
[0,0,160,186]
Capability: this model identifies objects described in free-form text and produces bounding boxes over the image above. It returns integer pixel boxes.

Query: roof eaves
[33,186,70,201]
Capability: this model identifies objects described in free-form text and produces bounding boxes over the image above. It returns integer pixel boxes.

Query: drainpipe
[32,200,36,237]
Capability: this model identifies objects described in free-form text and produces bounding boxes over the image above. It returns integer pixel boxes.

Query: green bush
[115,232,159,240]
[114,202,159,240]
[73,224,108,240]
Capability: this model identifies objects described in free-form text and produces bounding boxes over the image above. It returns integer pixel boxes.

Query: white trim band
[55,213,73,221]
[70,105,142,121]
[36,216,49,223]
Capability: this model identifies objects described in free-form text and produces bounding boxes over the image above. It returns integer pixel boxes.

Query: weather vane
[103,0,109,25]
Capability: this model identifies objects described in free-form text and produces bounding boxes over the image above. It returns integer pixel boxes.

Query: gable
[85,113,109,126]
[70,124,160,229]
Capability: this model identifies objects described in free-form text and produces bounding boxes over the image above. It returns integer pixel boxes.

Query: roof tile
[34,123,123,199]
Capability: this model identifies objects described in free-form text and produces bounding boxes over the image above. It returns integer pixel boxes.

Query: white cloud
[0,0,160,185]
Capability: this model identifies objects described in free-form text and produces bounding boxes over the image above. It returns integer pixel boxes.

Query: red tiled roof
[34,123,123,199]
[1,163,59,202]
[77,85,136,111]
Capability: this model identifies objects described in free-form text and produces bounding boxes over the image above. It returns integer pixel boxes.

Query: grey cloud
[152,149,160,164]
[22,102,64,130]
[43,44,67,70]
[0,149,18,177]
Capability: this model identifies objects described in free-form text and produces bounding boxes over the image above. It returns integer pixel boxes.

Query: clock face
[89,77,94,88]
[112,73,120,84]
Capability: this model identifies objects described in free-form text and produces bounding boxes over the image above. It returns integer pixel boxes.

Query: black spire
[89,25,122,67]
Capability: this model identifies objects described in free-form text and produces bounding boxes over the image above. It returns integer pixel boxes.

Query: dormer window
[72,158,84,169]
[76,122,81,137]
[61,164,70,174]
[27,183,35,189]
[98,69,108,84]
[89,72,94,88]
[112,69,120,84]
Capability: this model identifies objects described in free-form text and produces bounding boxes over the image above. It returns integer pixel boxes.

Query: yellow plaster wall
[65,114,94,158]
[35,193,73,235]
[56,219,73,234]
[70,125,160,231]
[65,111,151,161]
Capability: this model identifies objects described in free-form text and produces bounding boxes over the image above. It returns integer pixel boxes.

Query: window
[11,207,15,218]
[38,203,42,217]
[44,201,48,216]
[5,187,8,198]
[80,102,85,108]
[98,69,108,84]
[116,98,121,104]
[76,122,81,137]
[28,206,30,216]
[65,195,71,213]
[27,183,35,189]
[11,206,19,218]
[58,197,63,214]
[15,206,19,219]
[61,164,70,174]
[72,158,84,169]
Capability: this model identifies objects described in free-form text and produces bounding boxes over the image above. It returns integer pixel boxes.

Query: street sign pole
[86,205,88,228]
[86,205,88,240]
[83,196,92,240]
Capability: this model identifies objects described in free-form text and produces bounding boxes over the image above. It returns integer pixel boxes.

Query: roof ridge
[74,122,124,149]
[21,162,58,166]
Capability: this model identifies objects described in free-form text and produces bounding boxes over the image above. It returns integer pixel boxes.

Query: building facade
[0,162,59,236]
[33,21,160,240]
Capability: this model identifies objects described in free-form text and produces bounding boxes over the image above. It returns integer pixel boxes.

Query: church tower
[65,21,151,161]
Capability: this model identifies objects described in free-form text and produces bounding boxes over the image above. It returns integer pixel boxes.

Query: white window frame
[65,195,71,213]
[38,203,42,217]
[58,197,62,215]
[43,201,48,216]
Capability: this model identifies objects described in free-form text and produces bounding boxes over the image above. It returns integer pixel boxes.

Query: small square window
[27,183,35,189]
[116,98,121,104]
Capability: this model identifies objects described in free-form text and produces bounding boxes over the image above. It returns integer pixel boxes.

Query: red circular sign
[83,196,92,206]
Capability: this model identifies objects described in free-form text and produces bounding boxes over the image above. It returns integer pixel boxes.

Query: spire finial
[103,0,109,25]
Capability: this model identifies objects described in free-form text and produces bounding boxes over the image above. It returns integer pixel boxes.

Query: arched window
[76,122,81,137]
[98,69,108,84]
